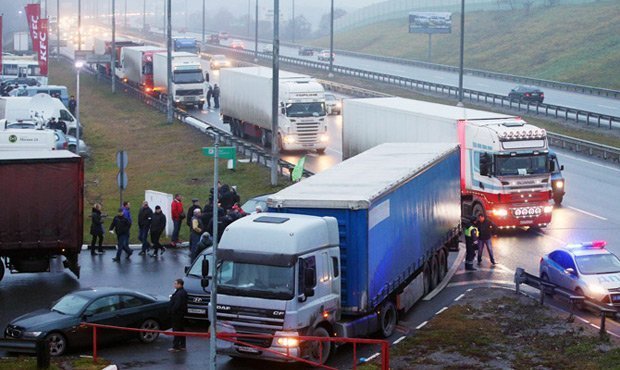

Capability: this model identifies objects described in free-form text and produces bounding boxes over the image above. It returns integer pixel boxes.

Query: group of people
[205,84,220,109]
[463,213,497,271]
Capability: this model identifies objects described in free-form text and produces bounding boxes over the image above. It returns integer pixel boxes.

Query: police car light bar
[584,240,607,249]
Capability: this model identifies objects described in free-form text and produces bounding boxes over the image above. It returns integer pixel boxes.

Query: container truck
[13,32,30,52]
[153,51,206,109]
[220,67,328,153]
[205,143,461,364]
[0,151,84,282]
[172,37,200,54]
[93,37,142,76]
[342,97,554,229]
[116,45,166,93]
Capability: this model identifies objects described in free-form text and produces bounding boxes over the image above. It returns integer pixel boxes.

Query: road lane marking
[567,206,607,221]
[436,306,448,315]
[454,293,465,302]
[559,152,620,173]
[608,331,620,338]
[365,353,381,362]
[590,323,600,329]
[447,280,515,287]
[393,336,406,345]
[577,316,589,324]
[415,321,428,330]
[466,288,473,292]
[598,104,619,110]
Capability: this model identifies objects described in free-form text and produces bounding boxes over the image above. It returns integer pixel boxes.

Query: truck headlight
[543,206,553,213]
[283,135,295,144]
[320,134,329,143]
[492,208,508,217]
[275,332,300,348]
[554,180,564,189]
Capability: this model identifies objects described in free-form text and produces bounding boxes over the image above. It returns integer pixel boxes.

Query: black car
[4,287,171,356]
[508,85,544,103]
[298,46,314,56]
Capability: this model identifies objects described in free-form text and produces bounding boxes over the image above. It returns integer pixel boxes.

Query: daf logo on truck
[217,305,231,311]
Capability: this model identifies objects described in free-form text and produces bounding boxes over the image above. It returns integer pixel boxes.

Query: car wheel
[138,319,161,343]
[541,273,553,297]
[307,326,332,365]
[45,332,67,356]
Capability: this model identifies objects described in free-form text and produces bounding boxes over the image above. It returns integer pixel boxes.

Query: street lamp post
[56,0,60,58]
[254,0,258,62]
[328,0,334,77]
[78,0,81,51]
[202,0,206,45]
[166,0,173,124]
[271,0,280,186]
[112,0,116,93]
[457,0,465,106]
[75,60,85,155]
[208,131,219,370]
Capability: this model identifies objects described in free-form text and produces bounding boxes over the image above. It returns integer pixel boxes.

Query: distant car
[218,31,230,40]
[262,44,273,54]
[207,34,220,45]
[298,46,314,56]
[549,151,565,205]
[240,194,272,214]
[230,39,245,50]
[66,134,90,157]
[4,287,171,356]
[539,241,620,308]
[325,93,342,115]
[317,50,335,62]
[210,55,231,70]
[508,86,544,103]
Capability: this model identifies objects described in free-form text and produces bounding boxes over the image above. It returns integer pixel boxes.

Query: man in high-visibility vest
[463,217,479,271]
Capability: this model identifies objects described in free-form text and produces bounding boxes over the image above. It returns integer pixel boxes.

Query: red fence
[80,322,390,369]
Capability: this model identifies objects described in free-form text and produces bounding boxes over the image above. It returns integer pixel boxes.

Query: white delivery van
[0,129,56,151]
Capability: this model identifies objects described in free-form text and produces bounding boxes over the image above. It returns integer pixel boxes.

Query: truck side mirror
[479,153,491,177]
[281,107,286,115]
[560,165,564,171]
[184,266,190,275]
[201,257,209,278]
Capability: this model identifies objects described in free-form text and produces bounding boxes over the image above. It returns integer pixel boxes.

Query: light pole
[207,130,220,370]
[56,0,60,58]
[254,0,258,62]
[112,0,116,93]
[291,0,295,43]
[143,0,146,31]
[457,0,465,106]
[202,0,205,45]
[271,0,280,186]
[78,0,81,51]
[166,0,173,124]
[328,0,334,77]
[75,60,85,155]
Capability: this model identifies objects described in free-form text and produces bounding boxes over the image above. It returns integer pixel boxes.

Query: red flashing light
[591,240,607,248]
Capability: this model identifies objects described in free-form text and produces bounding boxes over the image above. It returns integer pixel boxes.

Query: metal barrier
[0,338,50,369]
[514,268,617,337]
[80,322,390,369]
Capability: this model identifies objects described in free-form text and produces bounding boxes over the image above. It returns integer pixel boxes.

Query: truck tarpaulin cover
[0,157,83,253]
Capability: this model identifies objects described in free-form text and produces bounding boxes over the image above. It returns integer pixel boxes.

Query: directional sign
[202,146,236,159]
[116,150,128,169]
[117,172,128,190]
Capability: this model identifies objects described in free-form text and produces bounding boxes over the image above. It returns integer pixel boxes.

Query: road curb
[423,243,465,301]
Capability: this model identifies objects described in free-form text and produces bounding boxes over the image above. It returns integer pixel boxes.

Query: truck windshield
[286,102,326,117]
[173,71,204,84]
[217,260,295,300]
[495,153,549,176]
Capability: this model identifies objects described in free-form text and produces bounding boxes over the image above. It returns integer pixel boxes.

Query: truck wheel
[198,103,204,110]
[438,249,448,281]
[307,326,332,365]
[378,300,397,338]
[430,255,440,290]
[554,195,563,206]
[316,148,326,155]
[0,259,4,282]
[423,262,432,295]
[472,203,485,219]
[277,134,284,153]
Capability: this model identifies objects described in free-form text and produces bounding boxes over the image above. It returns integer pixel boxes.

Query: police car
[539,241,620,306]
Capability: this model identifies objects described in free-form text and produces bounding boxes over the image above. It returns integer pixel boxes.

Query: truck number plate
[188,308,206,314]
[237,346,260,354]
[185,96,196,101]
[520,220,534,225]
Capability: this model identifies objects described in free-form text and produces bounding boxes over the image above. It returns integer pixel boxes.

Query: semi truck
[172,37,200,54]
[342,97,554,228]
[116,46,166,93]
[220,67,328,153]
[93,37,142,76]
[0,151,83,282]
[209,143,461,364]
[153,52,206,109]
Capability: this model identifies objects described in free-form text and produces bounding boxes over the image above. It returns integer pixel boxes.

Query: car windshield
[173,71,204,84]
[51,294,90,315]
[495,154,549,176]
[286,102,326,117]
[576,254,620,275]
[325,94,336,101]
[217,261,295,300]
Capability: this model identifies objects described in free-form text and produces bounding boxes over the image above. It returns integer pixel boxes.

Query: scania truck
[342,97,554,228]
[153,51,206,109]
[208,143,461,364]
[220,67,329,153]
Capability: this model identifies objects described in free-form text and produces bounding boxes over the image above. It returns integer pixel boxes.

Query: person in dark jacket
[89,203,106,255]
[186,198,201,232]
[68,95,77,115]
[191,232,213,262]
[189,209,204,258]
[212,84,220,109]
[474,213,497,265]
[463,217,479,271]
[206,85,213,108]
[138,201,153,255]
[219,184,234,210]
[169,278,188,352]
[110,208,133,262]
[150,206,167,257]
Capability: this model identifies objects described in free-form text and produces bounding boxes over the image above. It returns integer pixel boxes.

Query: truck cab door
[298,252,340,328]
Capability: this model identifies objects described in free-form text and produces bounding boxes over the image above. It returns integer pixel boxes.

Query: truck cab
[549,151,565,205]
[214,213,341,364]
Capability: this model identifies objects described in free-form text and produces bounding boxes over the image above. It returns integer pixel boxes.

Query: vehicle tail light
[525,93,531,97]
[540,93,544,97]
[63,142,68,149]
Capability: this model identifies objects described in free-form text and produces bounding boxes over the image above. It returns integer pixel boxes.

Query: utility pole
[328,0,334,77]
[56,0,60,58]
[143,0,146,31]
[77,0,81,50]
[254,0,258,62]
[166,0,173,124]
[271,0,279,186]
[457,0,465,106]
[247,0,251,37]
[291,0,295,43]
[112,0,116,93]
[124,0,127,28]
[208,133,220,370]
[202,0,205,45]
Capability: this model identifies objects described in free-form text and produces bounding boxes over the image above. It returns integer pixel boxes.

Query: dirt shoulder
[365,287,620,369]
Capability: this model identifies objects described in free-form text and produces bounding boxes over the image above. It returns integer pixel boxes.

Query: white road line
[608,331,620,338]
[393,336,407,345]
[423,245,466,301]
[567,206,608,221]
[454,293,465,302]
[447,280,515,288]
[577,316,589,324]
[436,306,448,315]
[466,288,473,292]
[590,323,600,329]
[415,321,428,330]
[598,104,619,110]
[559,152,620,173]
[365,353,380,362]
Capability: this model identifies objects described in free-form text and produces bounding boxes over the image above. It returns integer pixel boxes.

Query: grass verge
[0,356,110,370]
[48,60,289,244]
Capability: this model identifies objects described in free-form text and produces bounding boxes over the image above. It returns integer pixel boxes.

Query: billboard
[408,12,452,34]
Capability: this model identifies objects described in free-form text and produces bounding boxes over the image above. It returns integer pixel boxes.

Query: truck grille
[294,121,321,144]
[217,305,285,347]
[5,325,23,338]
[229,326,276,348]
[176,89,203,96]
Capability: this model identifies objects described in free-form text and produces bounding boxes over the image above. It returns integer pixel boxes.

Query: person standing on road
[186,198,201,233]
[138,201,153,255]
[204,71,210,83]
[213,84,220,109]
[68,95,77,115]
[171,194,184,248]
[110,208,133,262]
[463,217,479,271]
[189,208,204,258]
[475,214,497,266]
[150,206,167,257]
[169,279,188,352]
[89,203,106,255]
[206,85,213,109]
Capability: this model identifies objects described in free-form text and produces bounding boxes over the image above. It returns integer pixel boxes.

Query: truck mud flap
[63,254,81,279]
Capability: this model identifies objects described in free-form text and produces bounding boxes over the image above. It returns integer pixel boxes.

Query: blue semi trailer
[172,37,200,54]
[213,143,461,364]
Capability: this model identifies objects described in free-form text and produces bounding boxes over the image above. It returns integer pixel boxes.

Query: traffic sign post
[116,150,128,207]
[202,146,237,170]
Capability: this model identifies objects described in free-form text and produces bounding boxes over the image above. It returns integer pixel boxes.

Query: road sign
[202,146,236,159]
[116,151,128,169]
[117,172,128,190]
